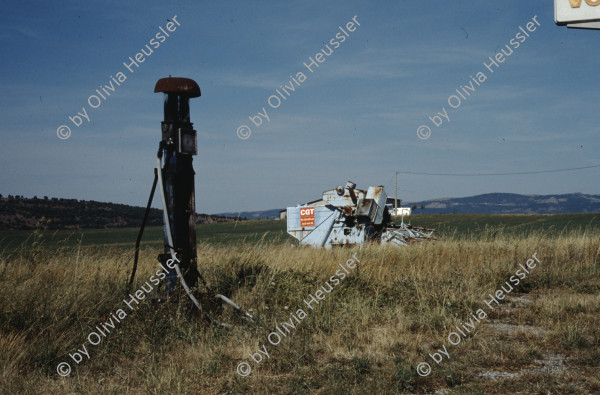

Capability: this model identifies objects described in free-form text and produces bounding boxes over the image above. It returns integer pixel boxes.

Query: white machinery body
[287,181,437,248]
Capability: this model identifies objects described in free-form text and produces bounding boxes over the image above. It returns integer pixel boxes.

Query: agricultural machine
[286,181,438,248]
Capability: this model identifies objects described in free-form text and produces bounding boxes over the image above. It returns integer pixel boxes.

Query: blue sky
[1,0,598,213]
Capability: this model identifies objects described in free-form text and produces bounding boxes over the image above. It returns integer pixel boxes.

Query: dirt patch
[487,321,550,337]
[477,353,567,380]
[477,293,571,382]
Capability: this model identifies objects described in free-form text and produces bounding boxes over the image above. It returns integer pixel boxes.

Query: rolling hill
[0,195,234,230]
[216,192,600,219]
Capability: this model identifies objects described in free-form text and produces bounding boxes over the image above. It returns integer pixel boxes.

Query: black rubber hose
[127,168,158,294]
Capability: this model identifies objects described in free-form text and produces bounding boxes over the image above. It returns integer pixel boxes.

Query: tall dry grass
[0,227,599,393]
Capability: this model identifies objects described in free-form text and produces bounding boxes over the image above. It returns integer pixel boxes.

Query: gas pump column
[154,77,201,293]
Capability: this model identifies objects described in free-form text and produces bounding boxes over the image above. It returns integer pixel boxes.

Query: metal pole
[394,171,398,214]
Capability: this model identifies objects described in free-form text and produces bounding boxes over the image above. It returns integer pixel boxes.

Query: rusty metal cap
[154,77,201,97]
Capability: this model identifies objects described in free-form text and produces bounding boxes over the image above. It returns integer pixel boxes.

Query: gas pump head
[154,77,200,155]
[155,77,201,293]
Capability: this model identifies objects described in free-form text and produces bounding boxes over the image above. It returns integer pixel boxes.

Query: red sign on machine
[300,207,315,227]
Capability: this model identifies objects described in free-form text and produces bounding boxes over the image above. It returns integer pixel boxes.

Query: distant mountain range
[216,192,600,219]
[406,192,600,214]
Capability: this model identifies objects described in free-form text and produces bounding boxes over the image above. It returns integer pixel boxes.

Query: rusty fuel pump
[154,77,201,294]
[127,77,253,327]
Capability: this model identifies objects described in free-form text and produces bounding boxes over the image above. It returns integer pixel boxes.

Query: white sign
[555,0,600,25]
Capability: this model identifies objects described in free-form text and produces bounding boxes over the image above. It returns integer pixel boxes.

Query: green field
[1,213,599,254]
[0,219,288,254]
[394,213,600,239]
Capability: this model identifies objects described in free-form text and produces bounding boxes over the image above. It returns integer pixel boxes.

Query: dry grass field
[0,221,599,394]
